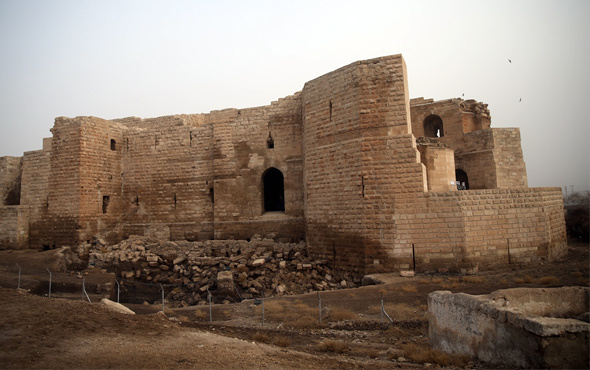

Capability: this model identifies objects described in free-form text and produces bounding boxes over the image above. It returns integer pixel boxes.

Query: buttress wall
[303,55,427,273]
[20,139,51,248]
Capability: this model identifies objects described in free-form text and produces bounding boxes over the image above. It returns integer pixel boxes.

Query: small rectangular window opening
[102,196,110,214]
[110,139,116,151]
[361,176,365,197]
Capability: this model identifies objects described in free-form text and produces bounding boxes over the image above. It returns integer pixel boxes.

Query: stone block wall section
[302,55,427,273]
[302,57,374,272]
[118,114,215,242]
[389,187,567,274]
[20,139,51,247]
[0,206,29,249]
[0,156,28,249]
[0,156,22,206]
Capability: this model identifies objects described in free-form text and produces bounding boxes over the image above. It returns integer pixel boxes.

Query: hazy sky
[1,0,588,191]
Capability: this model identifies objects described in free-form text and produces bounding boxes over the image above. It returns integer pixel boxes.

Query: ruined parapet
[428,287,590,368]
[458,99,490,120]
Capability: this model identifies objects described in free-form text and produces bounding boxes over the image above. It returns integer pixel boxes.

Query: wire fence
[6,263,424,328]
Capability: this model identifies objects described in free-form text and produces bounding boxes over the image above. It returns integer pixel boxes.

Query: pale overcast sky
[1,0,588,191]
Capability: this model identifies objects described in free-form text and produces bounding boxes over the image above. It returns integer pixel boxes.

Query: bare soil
[0,240,587,369]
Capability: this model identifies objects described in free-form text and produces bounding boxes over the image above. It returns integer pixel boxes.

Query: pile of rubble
[76,235,360,306]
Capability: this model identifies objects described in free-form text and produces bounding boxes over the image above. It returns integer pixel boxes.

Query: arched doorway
[455,169,469,190]
[424,115,444,137]
[263,167,285,212]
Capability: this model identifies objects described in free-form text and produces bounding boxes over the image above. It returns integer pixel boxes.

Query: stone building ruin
[0,54,567,274]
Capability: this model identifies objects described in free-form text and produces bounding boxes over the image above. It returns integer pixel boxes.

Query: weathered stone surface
[100,298,135,315]
[173,255,187,265]
[428,287,590,369]
[252,258,265,267]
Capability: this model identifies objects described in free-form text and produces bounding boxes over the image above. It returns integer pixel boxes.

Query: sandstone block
[173,255,187,265]
[100,299,135,315]
[252,258,265,267]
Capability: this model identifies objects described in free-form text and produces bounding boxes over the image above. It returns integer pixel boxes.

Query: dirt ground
[0,239,588,369]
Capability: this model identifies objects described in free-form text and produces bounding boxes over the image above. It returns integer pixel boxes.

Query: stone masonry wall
[118,114,214,241]
[77,117,125,243]
[0,206,29,249]
[210,93,304,241]
[302,57,366,273]
[303,55,428,274]
[417,143,457,192]
[492,128,528,188]
[389,187,567,273]
[27,117,84,248]
[0,156,22,206]
[20,140,52,248]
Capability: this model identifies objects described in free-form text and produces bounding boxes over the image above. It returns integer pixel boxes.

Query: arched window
[455,169,469,190]
[263,167,285,212]
[424,115,444,138]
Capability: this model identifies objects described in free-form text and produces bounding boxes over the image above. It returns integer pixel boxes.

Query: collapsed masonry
[0,54,567,274]
[82,235,357,306]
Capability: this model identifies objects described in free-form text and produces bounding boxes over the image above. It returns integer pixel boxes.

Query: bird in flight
[508,59,512,63]
[519,98,522,102]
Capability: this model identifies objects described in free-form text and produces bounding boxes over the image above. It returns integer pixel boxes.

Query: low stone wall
[428,287,590,368]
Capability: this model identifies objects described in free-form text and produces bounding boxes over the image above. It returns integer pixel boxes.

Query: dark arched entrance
[424,114,444,137]
[263,167,285,212]
[455,169,469,190]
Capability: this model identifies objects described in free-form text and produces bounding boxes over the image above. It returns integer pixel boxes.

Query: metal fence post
[16,264,21,289]
[207,288,212,323]
[115,279,120,303]
[46,268,52,298]
[381,292,384,323]
[160,284,165,312]
[82,277,91,303]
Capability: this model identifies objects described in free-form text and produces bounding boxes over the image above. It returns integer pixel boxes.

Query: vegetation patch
[402,343,470,367]
[318,340,350,353]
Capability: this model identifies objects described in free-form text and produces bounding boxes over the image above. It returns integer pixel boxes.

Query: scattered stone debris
[76,235,360,307]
